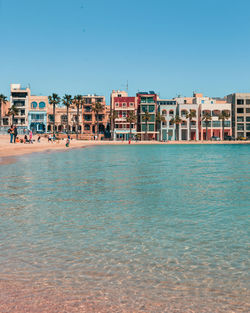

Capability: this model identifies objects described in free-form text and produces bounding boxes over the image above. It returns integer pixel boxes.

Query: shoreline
[0,135,249,164]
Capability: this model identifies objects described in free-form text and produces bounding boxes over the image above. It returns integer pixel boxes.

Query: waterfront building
[110,90,137,140]
[157,99,177,141]
[29,95,48,133]
[9,84,30,133]
[227,93,250,139]
[137,91,158,140]
[199,96,231,140]
[175,95,199,140]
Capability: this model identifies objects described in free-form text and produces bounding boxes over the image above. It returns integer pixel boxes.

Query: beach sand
[0,134,249,162]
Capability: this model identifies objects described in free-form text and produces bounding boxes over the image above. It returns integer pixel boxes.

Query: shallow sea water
[0,144,249,312]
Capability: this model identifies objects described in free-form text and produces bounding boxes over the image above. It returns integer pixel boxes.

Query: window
[212,121,221,127]
[149,124,155,131]
[14,100,25,107]
[49,114,54,122]
[201,100,204,104]
[21,118,25,124]
[85,106,91,112]
[202,121,211,127]
[84,115,92,121]
[246,117,250,122]
[181,121,187,127]
[169,110,174,116]
[246,124,250,130]
[61,115,68,123]
[224,121,230,127]
[122,112,126,117]
[237,108,244,114]
[148,105,155,112]
[115,103,119,107]
[20,110,25,115]
[246,108,250,113]
[115,124,119,128]
[130,103,134,107]
[39,102,46,108]
[181,110,187,117]
[123,103,126,107]
[237,124,244,131]
[237,116,244,122]
[31,101,37,109]
[237,99,244,105]
[162,110,167,115]
[211,101,214,104]
[246,99,250,105]
[3,118,9,125]
[84,124,90,130]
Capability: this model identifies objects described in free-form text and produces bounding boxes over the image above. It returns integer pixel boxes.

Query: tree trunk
[206,123,208,140]
[76,103,79,140]
[222,120,224,140]
[67,106,69,134]
[112,117,115,141]
[129,123,132,140]
[96,114,99,140]
[53,103,55,137]
[145,121,148,141]
[189,119,191,140]
[0,102,2,127]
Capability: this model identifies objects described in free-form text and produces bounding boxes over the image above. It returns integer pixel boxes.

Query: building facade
[227,93,250,139]
[110,90,137,140]
[137,91,158,140]
[158,99,177,141]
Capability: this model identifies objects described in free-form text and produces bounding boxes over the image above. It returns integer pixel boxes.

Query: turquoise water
[0,145,249,312]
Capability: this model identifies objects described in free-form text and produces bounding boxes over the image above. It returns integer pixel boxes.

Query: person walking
[14,126,18,143]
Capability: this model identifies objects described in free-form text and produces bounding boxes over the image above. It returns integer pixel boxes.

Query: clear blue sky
[1,0,250,103]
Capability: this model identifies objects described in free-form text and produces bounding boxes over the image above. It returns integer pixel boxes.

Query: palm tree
[7,104,19,125]
[186,110,196,140]
[126,111,137,140]
[0,94,7,126]
[142,110,151,141]
[156,112,166,141]
[219,110,230,140]
[202,112,212,140]
[109,109,118,140]
[92,100,104,140]
[48,93,61,137]
[170,115,182,141]
[73,95,84,140]
[62,94,72,134]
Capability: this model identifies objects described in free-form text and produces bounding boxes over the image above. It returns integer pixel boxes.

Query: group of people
[8,126,36,144]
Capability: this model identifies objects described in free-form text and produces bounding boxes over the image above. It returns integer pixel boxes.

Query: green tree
[62,94,72,134]
[202,112,212,140]
[48,93,61,137]
[0,94,7,127]
[126,111,137,140]
[186,110,196,140]
[156,111,166,141]
[109,109,118,141]
[7,105,19,125]
[170,115,182,141]
[92,100,104,140]
[219,110,230,140]
[73,95,84,140]
[142,110,151,141]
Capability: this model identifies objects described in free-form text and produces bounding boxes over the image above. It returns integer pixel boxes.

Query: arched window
[39,102,46,109]
[31,101,37,109]
[162,110,167,115]
[84,124,90,130]
[169,110,174,116]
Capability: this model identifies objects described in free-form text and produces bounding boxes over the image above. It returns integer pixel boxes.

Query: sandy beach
[0,134,249,162]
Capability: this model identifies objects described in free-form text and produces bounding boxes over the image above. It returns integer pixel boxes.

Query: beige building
[227,93,250,139]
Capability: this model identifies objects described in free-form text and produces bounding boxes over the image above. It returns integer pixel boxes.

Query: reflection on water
[0,145,249,312]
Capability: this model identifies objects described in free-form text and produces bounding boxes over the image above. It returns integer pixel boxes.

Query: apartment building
[227,93,250,139]
[137,91,158,140]
[158,99,177,141]
[110,90,137,140]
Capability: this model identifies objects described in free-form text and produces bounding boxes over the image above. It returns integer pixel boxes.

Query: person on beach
[13,126,18,143]
[29,130,33,143]
[66,137,70,147]
[8,125,14,143]
[24,134,29,143]
[37,136,41,143]
[48,134,52,142]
